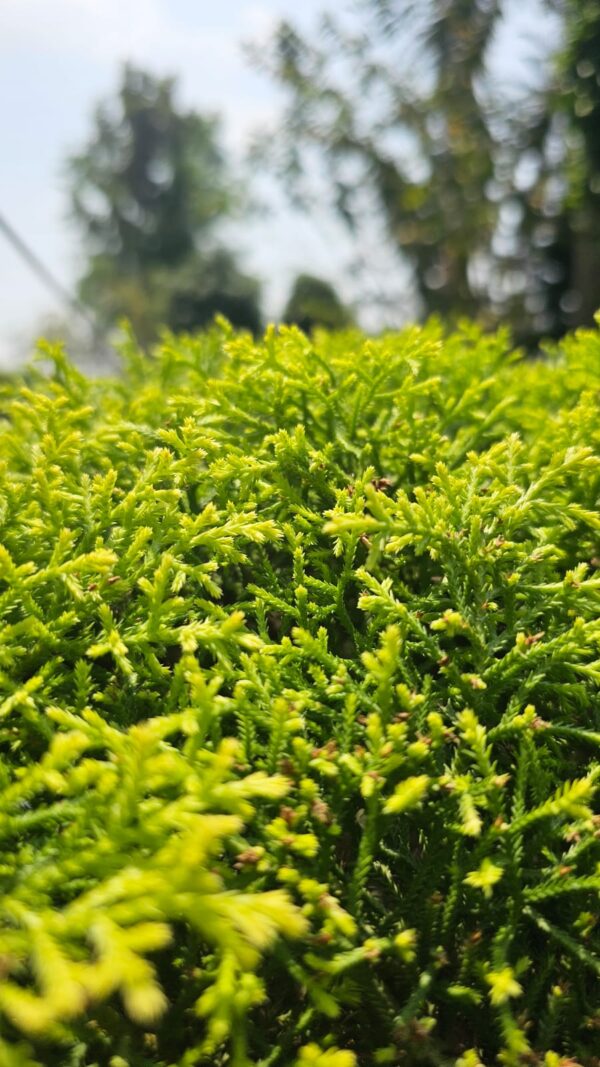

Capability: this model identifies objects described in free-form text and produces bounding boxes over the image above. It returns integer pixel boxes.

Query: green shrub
[0,320,599,1067]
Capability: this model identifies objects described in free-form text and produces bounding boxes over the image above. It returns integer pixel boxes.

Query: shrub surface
[0,321,599,1067]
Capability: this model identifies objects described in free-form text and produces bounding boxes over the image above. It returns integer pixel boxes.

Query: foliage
[254,0,600,342]
[69,65,261,341]
[0,318,599,1066]
[283,274,353,333]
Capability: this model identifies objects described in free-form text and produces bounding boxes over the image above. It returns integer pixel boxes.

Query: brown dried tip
[311,798,332,824]
[518,1053,540,1066]
[371,477,393,492]
[106,575,120,585]
[524,631,545,646]
[408,1019,432,1041]
[312,931,333,945]
[234,848,263,868]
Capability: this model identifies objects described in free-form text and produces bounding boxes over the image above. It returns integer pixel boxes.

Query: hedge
[0,319,598,1067]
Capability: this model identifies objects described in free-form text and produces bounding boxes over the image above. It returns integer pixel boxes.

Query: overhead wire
[0,211,101,337]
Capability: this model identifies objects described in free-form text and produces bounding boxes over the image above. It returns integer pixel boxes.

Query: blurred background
[1,0,598,367]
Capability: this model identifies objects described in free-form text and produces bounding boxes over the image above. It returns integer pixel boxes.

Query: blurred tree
[254,0,600,341]
[509,0,600,339]
[563,0,600,325]
[252,2,503,327]
[282,273,353,332]
[166,250,262,335]
[69,65,261,341]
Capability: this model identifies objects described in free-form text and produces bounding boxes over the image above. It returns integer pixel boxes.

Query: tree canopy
[255,0,600,342]
[283,273,354,333]
[69,65,262,342]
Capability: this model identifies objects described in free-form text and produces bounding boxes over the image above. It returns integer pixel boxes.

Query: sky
[0,0,558,366]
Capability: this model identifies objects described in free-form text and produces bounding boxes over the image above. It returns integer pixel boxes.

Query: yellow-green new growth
[0,319,599,1065]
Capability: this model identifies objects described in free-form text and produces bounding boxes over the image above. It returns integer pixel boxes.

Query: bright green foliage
[0,319,599,1066]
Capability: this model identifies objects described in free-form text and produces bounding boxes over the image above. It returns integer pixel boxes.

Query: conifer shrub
[0,320,599,1067]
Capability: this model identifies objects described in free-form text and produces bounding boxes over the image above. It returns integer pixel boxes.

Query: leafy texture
[0,320,598,1066]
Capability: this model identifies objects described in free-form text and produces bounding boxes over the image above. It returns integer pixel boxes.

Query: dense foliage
[0,320,599,1067]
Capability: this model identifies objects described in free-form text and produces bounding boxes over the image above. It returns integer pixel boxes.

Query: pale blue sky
[0,0,558,364]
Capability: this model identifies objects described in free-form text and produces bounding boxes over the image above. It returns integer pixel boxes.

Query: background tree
[252,2,503,327]
[254,0,600,343]
[282,273,353,332]
[69,65,261,342]
[509,0,600,339]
